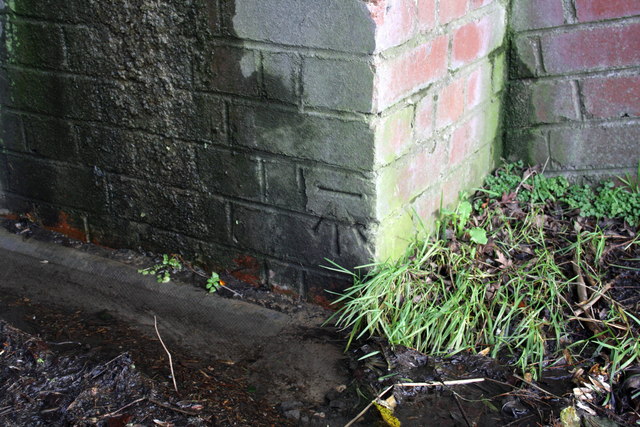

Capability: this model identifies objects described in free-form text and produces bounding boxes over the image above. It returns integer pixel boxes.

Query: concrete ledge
[0,228,290,360]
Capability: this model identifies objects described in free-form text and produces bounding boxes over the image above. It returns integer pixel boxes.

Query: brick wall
[0,0,507,299]
[369,0,506,258]
[507,0,640,179]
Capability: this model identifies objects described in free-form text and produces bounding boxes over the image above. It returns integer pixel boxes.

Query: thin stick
[574,282,613,316]
[344,385,394,427]
[396,378,485,387]
[154,316,178,393]
[453,393,472,427]
[148,398,198,416]
[513,374,560,399]
[101,397,146,418]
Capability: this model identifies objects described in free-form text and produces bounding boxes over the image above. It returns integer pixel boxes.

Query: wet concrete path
[0,228,349,409]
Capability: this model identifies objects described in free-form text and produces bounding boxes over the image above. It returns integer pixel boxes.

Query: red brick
[375,0,417,51]
[465,62,492,111]
[470,0,493,9]
[397,142,447,201]
[415,94,434,141]
[417,0,436,32]
[450,115,482,166]
[436,78,465,129]
[583,75,640,119]
[511,0,565,31]
[576,0,640,22]
[440,0,467,25]
[451,8,506,69]
[541,23,640,74]
[374,35,448,111]
[375,107,414,164]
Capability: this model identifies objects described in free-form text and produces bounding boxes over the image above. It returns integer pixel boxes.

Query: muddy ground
[1,217,639,426]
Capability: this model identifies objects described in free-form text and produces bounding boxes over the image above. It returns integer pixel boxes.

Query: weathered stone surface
[108,175,208,238]
[550,124,640,169]
[0,109,26,153]
[505,129,550,165]
[507,80,578,127]
[304,167,375,222]
[264,160,306,210]
[232,205,339,266]
[262,51,298,104]
[197,146,262,201]
[23,116,76,161]
[231,0,376,53]
[229,105,375,170]
[302,57,374,112]
[7,155,107,213]
[6,20,65,69]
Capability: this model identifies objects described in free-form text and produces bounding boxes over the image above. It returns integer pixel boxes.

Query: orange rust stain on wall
[231,255,261,287]
[44,211,88,243]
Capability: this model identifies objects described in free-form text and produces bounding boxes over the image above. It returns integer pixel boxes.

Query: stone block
[505,128,550,165]
[231,0,375,53]
[0,109,26,153]
[550,124,640,169]
[264,160,305,210]
[582,74,640,119]
[262,51,298,104]
[304,167,375,222]
[108,175,208,238]
[575,0,640,22]
[540,23,640,75]
[302,57,374,112]
[510,0,565,31]
[197,146,262,200]
[232,205,335,266]
[266,259,304,295]
[507,79,578,127]
[23,116,76,161]
[76,125,137,176]
[7,155,107,213]
[229,105,375,170]
[134,138,200,191]
[195,45,259,97]
[6,20,65,69]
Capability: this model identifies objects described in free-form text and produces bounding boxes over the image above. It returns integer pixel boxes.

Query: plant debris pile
[331,163,640,424]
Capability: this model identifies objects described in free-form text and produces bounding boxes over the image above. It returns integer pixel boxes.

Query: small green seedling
[138,254,183,283]
[206,272,223,293]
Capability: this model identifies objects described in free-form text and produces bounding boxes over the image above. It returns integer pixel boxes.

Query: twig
[344,378,485,427]
[154,316,178,394]
[513,374,561,399]
[395,378,485,387]
[453,393,472,427]
[574,282,614,316]
[148,398,198,416]
[101,397,146,418]
[344,385,394,427]
[572,261,589,304]
[568,317,628,331]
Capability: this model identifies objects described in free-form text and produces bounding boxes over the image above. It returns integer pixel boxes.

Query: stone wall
[0,0,507,300]
[507,0,640,180]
